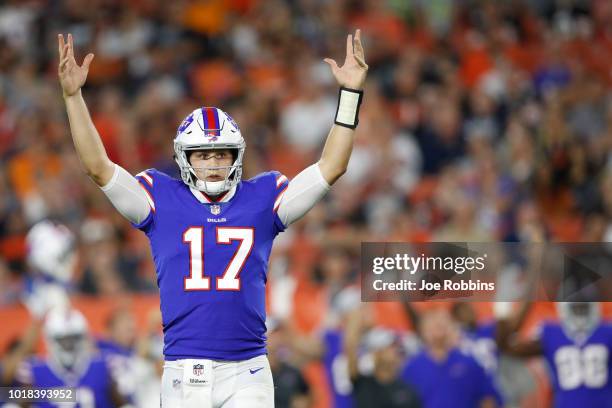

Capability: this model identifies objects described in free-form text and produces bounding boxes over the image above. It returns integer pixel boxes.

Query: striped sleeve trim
[137,181,156,212]
[273,172,289,213]
[273,184,288,213]
[276,174,288,188]
[136,170,153,187]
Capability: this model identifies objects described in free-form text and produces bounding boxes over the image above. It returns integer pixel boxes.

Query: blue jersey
[96,338,136,403]
[96,338,133,357]
[401,348,501,408]
[461,322,498,373]
[133,169,288,360]
[322,330,354,408]
[538,322,612,408]
[24,356,114,408]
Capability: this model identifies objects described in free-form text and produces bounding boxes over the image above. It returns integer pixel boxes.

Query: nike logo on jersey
[249,367,264,374]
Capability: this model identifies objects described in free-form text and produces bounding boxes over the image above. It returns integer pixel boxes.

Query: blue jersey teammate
[57,29,368,407]
[498,302,612,408]
[16,308,123,408]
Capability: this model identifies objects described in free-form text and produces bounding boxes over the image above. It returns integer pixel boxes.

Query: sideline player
[57,29,368,407]
[8,221,125,407]
[15,307,125,408]
[497,302,612,408]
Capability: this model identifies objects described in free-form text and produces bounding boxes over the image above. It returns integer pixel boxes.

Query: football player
[96,309,139,405]
[57,28,368,407]
[497,302,612,408]
[452,302,498,373]
[274,287,362,408]
[25,220,76,286]
[452,302,534,407]
[22,220,75,320]
[16,307,125,407]
[320,288,363,408]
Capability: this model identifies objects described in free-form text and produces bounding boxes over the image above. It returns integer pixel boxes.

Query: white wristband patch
[335,88,363,128]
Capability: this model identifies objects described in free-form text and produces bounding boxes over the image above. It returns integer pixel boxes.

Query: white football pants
[161,355,274,408]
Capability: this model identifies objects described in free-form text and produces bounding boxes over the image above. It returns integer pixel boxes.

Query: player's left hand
[324,29,368,90]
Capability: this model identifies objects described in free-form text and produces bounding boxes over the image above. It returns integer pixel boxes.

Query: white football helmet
[174,107,245,195]
[557,302,601,340]
[26,220,75,284]
[44,307,90,369]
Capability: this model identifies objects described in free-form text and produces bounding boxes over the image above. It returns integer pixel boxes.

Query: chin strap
[190,184,236,204]
[195,179,228,195]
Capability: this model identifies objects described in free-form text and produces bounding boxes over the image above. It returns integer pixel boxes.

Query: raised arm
[58,33,114,186]
[496,302,543,357]
[496,250,544,358]
[319,29,368,184]
[344,308,364,380]
[276,30,368,226]
[402,301,421,336]
[1,319,43,386]
[58,33,150,224]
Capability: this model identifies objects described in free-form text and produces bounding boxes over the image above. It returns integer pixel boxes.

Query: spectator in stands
[267,319,312,408]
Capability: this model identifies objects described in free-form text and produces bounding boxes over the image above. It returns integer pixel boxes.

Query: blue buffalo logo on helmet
[226,112,240,132]
[177,113,194,136]
[205,132,219,142]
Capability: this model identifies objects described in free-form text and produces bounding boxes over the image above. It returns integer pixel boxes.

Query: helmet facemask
[44,308,90,372]
[175,145,244,196]
[557,302,601,342]
[50,333,88,369]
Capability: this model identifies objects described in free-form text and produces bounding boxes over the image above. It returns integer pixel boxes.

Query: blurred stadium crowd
[1,0,612,407]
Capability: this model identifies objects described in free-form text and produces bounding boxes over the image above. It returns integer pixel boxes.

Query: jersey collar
[189,185,237,204]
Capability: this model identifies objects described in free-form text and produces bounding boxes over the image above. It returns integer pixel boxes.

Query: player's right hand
[57,33,94,98]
